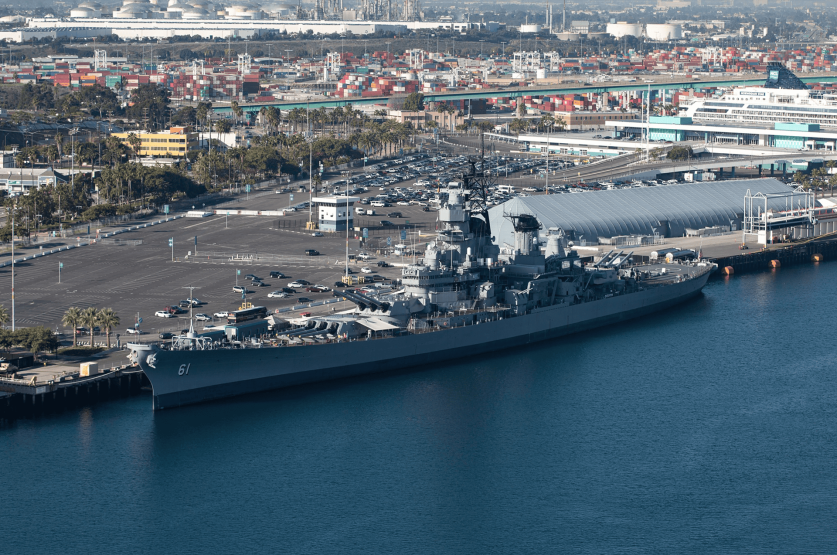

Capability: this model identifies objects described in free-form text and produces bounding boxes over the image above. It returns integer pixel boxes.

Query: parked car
[155,310,175,318]
[233,285,246,293]
[281,287,296,294]
[377,261,389,267]
[195,313,211,321]
[304,249,320,256]
[333,281,346,288]
[268,291,289,298]
[361,267,372,273]
[252,281,268,287]
[306,286,326,293]
[288,280,310,288]
[269,271,286,279]
[214,311,230,319]
[179,300,192,308]
[159,332,174,340]
[300,312,312,317]
[311,231,323,237]
[125,328,142,335]
[387,212,403,218]
[380,220,394,226]
[298,297,313,303]
[244,274,260,280]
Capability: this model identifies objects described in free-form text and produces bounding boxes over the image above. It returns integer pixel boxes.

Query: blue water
[4,264,837,554]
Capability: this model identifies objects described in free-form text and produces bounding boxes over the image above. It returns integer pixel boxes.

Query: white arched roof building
[489,179,794,244]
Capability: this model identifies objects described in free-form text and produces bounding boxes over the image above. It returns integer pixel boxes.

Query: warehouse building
[488,178,795,246]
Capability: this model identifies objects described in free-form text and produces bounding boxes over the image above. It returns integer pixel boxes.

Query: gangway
[743,188,816,245]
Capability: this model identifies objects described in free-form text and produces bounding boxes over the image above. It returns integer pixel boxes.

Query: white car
[214,311,230,319]
[288,281,308,288]
[361,267,372,273]
[311,231,323,237]
[268,291,289,298]
[195,313,211,322]
[155,310,175,318]
[397,201,410,206]
[313,285,331,292]
[125,328,142,335]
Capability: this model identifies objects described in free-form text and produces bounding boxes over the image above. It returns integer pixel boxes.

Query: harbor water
[4,263,837,553]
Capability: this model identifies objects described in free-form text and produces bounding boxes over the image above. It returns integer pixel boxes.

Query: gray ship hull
[137,268,712,410]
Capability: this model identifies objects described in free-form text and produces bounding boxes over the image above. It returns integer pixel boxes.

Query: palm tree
[126,132,141,161]
[62,307,82,346]
[0,305,8,329]
[80,307,99,346]
[97,308,120,348]
[826,160,836,196]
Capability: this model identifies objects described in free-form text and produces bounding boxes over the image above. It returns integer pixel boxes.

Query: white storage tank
[646,23,682,41]
[606,22,642,38]
[519,24,542,33]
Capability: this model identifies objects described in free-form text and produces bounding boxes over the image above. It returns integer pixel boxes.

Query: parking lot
[3,202,423,340]
[2,148,569,341]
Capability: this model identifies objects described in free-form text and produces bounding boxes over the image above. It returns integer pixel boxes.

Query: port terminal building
[608,116,837,151]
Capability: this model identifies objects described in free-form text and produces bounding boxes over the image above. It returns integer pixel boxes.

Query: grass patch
[58,346,105,356]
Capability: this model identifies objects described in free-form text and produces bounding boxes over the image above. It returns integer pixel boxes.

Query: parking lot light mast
[342,170,351,280]
[9,201,14,331]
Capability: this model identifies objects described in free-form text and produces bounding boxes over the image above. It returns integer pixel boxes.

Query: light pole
[342,170,351,281]
[545,122,552,192]
[307,134,314,227]
[9,202,14,331]
[69,127,79,194]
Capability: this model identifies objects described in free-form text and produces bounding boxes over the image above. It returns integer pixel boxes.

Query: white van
[496,185,516,194]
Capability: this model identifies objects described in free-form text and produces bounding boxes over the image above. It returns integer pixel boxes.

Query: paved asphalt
[3,190,441,338]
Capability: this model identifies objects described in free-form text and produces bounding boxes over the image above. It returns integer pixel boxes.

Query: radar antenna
[461,131,494,239]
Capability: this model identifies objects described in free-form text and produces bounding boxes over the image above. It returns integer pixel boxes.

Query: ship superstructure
[679,63,837,128]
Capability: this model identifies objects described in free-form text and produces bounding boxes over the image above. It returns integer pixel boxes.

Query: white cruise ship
[679,63,837,128]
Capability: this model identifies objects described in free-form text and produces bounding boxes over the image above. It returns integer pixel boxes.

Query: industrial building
[112,127,199,158]
[488,178,795,247]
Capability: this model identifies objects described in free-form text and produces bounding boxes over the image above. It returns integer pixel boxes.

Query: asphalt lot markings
[182,219,220,230]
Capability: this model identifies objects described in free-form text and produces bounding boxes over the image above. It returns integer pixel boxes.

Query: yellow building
[112,126,198,158]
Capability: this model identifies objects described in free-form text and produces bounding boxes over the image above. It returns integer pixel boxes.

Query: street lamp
[342,170,351,281]
[69,127,79,193]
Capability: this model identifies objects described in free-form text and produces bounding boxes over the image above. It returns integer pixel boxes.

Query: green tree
[403,92,425,112]
[62,307,82,346]
[666,146,694,162]
[126,84,171,130]
[97,308,120,348]
[0,305,8,328]
[215,119,232,134]
[80,307,99,345]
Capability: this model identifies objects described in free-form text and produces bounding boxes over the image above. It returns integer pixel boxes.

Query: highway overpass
[214,73,837,114]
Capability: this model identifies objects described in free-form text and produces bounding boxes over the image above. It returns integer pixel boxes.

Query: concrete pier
[0,364,149,419]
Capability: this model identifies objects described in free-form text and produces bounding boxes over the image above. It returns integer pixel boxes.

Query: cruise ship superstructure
[680,63,837,128]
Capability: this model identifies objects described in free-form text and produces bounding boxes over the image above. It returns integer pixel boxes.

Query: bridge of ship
[214,75,837,114]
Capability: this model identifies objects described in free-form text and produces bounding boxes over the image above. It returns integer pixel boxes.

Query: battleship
[129,151,716,410]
